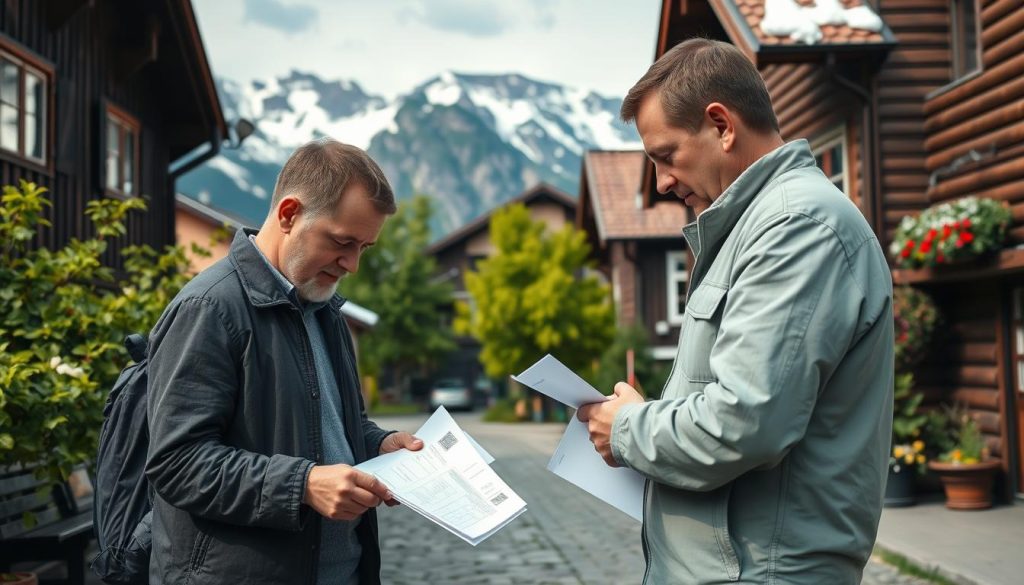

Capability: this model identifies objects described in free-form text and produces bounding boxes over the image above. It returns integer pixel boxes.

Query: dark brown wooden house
[576,150,688,363]
[1,0,227,265]
[428,183,577,400]
[649,0,1024,498]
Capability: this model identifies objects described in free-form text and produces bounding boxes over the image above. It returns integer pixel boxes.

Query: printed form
[513,354,645,521]
[356,406,526,545]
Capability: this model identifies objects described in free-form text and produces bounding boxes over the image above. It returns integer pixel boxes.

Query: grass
[873,546,959,585]
[368,403,422,416]
[481,398,522,422]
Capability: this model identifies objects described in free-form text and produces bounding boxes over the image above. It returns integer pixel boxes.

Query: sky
[192,0,663,100]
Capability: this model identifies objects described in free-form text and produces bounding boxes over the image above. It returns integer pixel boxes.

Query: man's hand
[379,432,424,455]
[576,382,644,467]
[303,464,391,521]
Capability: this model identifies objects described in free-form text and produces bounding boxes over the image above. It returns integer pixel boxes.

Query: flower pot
[884,464,916,507]
[0,573,38,585]
[927,459,1001,510]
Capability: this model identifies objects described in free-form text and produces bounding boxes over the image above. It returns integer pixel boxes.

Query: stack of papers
[356,406,526,545]
[513,354,645,522]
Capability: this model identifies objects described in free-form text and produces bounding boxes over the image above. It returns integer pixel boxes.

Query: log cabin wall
[923,0,1024,243]
[0,1,176,270]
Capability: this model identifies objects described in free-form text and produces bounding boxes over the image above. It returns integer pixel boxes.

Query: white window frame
[0,45,50,167]
[666,250,688,325]
[810,126,849,197]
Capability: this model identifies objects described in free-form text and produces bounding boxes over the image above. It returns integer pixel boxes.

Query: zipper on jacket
[640,479,651,584]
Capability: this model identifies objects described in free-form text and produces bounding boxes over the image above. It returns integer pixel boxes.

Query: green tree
[338,194,455,391]
[0,181,195,484]
[454,203,615,379]
[592,324,670,399]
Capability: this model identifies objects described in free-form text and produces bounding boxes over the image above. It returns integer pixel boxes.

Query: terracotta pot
[0,573,38,585]
[927,459,1001,510]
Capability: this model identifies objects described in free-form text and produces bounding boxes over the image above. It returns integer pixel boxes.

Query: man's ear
[277,197,301,234]
[705,102,736,153]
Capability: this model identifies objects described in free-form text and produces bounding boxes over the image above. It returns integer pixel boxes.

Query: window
[811,127,848,196]
[950,0,979,80]
[666,251,688,325]
[0,40,52,167]
[105,104,140,196]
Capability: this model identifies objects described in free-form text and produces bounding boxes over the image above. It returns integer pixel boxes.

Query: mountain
[178,70,641,234]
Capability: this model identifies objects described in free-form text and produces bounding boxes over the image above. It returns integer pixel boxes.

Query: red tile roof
[583,151,687,242]
[729,0,886,46]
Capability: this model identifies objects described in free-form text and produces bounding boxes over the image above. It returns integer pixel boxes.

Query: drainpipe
[165,128,223,243]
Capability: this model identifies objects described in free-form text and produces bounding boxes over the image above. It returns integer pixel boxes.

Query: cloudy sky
[192,0,662,99]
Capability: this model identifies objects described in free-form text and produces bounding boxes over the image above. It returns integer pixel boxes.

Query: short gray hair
[270,138,396,217]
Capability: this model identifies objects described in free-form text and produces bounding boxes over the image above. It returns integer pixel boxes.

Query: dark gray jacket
[145,229,393,585]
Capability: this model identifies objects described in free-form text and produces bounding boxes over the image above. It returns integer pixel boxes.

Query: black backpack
[91,334,152,584]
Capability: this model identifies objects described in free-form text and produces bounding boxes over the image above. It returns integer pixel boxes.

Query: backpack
[91,333,152,585]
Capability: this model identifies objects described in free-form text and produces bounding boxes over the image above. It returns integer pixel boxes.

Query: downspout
[824,53,881,237]
[165,128,223,242]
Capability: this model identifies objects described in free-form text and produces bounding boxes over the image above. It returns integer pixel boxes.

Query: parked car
[429,378,473,412]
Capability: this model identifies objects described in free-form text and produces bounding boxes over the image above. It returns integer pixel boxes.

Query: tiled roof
[584,151,686,242]
[731,0,886,46]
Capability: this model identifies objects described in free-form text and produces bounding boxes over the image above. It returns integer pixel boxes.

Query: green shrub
[0,181,195,484]
[592,324,670,399]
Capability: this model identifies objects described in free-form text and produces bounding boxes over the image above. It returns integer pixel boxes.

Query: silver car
[428,378,473,411]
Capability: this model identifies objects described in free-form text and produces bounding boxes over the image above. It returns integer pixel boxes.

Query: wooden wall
[923,0,1024,243]
[0,1,175,269]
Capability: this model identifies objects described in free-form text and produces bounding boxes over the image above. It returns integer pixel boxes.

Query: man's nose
[656,170,676,195]
[338,252,359,274]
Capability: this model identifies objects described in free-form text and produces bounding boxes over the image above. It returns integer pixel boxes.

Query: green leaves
[455,203,615,379]
[0,182,195,484]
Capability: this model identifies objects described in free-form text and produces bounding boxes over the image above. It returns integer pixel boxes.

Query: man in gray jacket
[146,139,422,584]
[578,39,894,584]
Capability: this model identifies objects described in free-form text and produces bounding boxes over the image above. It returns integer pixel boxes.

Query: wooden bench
[0,466,93,585]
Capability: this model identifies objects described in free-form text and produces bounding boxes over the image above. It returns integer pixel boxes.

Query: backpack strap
[124,334,148,363]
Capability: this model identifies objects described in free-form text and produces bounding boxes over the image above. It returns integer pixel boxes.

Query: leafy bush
[890,196,1010,269]
[893,285,940,373]
[0,181,194,484]
[592,324,669,399]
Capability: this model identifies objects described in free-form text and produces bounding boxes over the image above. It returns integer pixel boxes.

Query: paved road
[374,412,934,585]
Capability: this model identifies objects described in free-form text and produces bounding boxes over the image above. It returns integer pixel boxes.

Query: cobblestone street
[374,413,935,585]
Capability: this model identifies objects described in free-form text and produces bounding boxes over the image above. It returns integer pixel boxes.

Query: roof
[582,151,686,243]
[426,182,576,255]
[175,193,250,229]
[733,0,889,46]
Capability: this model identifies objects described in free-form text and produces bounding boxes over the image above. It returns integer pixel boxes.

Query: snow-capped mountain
[178,70,641,234]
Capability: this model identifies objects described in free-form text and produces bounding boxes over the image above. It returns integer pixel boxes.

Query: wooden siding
[1,2,178,269]
[914,282,1007,461]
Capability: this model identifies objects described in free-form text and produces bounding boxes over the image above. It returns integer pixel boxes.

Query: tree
[592,324,670,399]
[454,203,615,380]
[338,194,455,392]
[0,181,195,483]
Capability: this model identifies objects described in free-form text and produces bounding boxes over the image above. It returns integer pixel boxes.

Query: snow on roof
[738,0,886,46]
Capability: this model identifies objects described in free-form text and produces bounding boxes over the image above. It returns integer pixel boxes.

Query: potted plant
[890,195,1011,269]
[927,405,1001,510]
[0,573,37,585]
[886,374,928,506]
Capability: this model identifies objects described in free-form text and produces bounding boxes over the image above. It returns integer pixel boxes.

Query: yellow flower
[951,449,962,462]
[964,457,978,464]
[904,454,914,464]
[916,454,925,464]
[893,446,906,458]
[912,440,925,452]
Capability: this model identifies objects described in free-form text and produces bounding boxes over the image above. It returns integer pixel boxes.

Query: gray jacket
[612,141,894,584]
[146,229,393,585]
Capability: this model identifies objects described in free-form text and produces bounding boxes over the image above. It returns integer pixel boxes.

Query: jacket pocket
[713,483,741,581]
[678,283,729,384]
[184,528,213,584]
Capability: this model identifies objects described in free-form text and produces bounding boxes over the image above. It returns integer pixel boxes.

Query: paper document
[513,354,645,522]
[356,406,525,545]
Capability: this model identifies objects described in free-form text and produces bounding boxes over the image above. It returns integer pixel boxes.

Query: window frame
[665,250,688,325]
[810,125,849,198]
[0,34,54,174]
[103,102,141,198]
[949,0,981,82]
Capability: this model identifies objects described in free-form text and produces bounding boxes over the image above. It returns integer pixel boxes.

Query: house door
[1010,286,1024,494]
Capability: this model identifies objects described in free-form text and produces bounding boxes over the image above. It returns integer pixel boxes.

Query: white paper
[356,406,525,545]
[548,418,644,521]
[513,354,644,522]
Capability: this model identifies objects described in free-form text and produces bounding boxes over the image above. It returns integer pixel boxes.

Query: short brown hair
[270,138,396,217]
[621,38,779,134]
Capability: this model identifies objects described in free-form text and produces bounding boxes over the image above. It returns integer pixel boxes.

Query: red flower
[956,240,965,249]
[942,224,952,239]
[920,241,932,253]
[925,228,938,242]
[962,218,972,229]
[937,253,945,263]
[901,247,911,258]
[961,231,974,243]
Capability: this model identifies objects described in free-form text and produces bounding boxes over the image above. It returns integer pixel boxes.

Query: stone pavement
[375,413,935,585]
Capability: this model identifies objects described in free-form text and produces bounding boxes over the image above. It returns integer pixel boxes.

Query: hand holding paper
[575,382,645,468]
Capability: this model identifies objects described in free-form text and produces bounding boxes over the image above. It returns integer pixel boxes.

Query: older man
[578,38,894,584]
[146,139,422,584]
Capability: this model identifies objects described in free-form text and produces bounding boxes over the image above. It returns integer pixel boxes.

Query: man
[146,138,422,585]
[578,38,894,584]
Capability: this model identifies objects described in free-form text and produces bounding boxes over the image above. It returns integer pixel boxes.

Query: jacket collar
[682,139,816,260]
[229,228,346,312]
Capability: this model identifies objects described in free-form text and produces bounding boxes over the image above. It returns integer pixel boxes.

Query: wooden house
[649,0,1024,498]
[576,150,689,363]
[428,183,577,398]
[0,0,227,266]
